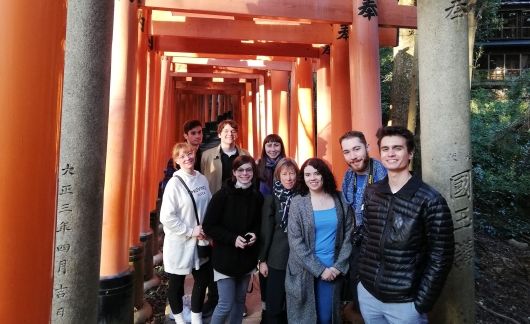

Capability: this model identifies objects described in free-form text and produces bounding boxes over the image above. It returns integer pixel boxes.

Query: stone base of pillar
[141,232,154,280]
[133,299,152,324]
[143,273,161,292]
[98,270,134,323]
[129,244,145,309]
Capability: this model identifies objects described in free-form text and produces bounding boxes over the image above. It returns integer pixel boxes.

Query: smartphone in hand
[244,233,252,243]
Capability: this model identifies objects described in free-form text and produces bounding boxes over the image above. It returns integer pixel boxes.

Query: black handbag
[175,175,212,258]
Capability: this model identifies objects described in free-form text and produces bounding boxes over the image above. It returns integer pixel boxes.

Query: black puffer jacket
[203,180,263,277]
[359,174,454,313]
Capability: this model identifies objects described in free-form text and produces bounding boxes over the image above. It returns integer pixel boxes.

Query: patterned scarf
[273,180,295,232]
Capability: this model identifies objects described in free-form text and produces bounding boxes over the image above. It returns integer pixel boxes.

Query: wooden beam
[165,52,297,62]
[144,0,350,23]
[170,56,293,71]
[152,19,333,44]
[156,36,322,57]
[379,28,398,48]
[171,72,262,80]
[144,0,417,28]
[177,89,243,95]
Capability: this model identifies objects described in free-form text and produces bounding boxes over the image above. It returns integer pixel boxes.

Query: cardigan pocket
[286,263,306,302]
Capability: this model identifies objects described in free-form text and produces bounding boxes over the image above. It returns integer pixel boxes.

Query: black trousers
[265,267,287,324]
[167,261,212,314]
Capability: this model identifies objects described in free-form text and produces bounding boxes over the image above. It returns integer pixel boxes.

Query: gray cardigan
[285,193,354,324]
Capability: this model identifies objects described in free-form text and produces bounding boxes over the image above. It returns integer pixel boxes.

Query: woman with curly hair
[285,158,353,324]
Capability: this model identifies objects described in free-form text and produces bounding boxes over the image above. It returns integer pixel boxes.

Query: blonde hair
[273,158,299,181]
[172,143,194,167]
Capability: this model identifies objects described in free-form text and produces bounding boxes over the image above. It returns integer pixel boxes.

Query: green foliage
[471,75,530,236]
[380,48,393,125]
[474,0,503,42]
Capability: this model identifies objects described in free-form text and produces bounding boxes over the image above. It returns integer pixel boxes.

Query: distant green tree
[471,75,530,235]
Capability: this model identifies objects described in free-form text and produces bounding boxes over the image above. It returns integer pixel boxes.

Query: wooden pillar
[289,63,299,160]
[316,52,332,165]
[292,58,314,164]
[418,1,474,322]
[245,82,254,155]
[99,0,138,321]
[0,2,65,322]
[252,80,260,157]
[264,73,273,135]
[210,94,217,121]
[203,94,209,124]
[271,71,290,155]
[349,1,382,156]
[331,24,352,185]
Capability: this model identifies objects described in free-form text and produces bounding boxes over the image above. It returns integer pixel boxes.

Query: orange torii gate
[2,1,474,323]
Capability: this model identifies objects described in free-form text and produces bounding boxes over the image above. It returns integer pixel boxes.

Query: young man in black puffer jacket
[357,126,455,323]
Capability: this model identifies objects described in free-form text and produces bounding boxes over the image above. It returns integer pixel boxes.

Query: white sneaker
[191,312,203,324]
[169,312,186,324]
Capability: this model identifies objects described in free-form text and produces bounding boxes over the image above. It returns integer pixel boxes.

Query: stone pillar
[349,0,382,155]
[271,71,290,155]
[98,0,138,321]
[51,1,114,323]
[292,58,314,164]
[331,25,352,183]
[316,52,331,164]
[0,2,66,322]
[417,1,474,323]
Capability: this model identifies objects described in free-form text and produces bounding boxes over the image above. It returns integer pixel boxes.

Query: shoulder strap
[368,158,375,185]
[175,175,200,225]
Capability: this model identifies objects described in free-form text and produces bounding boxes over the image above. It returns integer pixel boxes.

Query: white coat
[160,169,212,275]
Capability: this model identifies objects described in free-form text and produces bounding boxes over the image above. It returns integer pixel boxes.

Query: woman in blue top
[285,158,353,324]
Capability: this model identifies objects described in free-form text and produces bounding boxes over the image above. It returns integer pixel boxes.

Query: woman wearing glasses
[160,143,212,324]
[203,155,264,324]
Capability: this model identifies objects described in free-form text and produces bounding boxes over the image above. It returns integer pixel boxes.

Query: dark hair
[273,158,299,181]
[339,130,367,146]
[376,126,415,153]
[296,158,337,196]
[183,119,202,134]
[217,119,239,134]
[257,134,286,183]
[231,155,258,183]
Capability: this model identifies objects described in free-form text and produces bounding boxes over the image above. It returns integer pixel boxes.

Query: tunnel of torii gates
[0,0,474,323]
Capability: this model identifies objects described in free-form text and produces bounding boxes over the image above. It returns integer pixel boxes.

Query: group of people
[159,118,455,324]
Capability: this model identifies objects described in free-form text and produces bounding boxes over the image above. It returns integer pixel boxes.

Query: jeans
[210,274,251,324]
[357,282,428,324]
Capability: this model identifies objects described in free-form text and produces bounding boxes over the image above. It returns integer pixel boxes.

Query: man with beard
[339,131,387,318]
[340,131,387,227]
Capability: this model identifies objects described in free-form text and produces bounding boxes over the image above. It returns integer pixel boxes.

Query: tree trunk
[468,0,478,85]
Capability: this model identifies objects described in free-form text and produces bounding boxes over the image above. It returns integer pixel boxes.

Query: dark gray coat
[258,195,290,270]
[285,193,353,324]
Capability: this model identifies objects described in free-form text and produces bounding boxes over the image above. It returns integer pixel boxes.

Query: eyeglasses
[235,167,253,174]
[222,130,237,134]
[176,152,193,160]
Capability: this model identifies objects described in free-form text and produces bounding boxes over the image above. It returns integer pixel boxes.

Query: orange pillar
[293,58,314,164]
[349,1,382,154]
[246,82,255,155]
[148,53,162,212]
[0,3,65,322]
[271,71,290,155]
[265,72,273,136]
[258,75,267,145]
[289,63,299,160]
[211,94,217,121]
[331,25,352,185]
[316,52,332,164]
[252,80,260,157]
[99,0,137,319]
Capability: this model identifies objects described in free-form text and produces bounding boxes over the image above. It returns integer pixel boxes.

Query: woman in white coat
[160,143,212,324]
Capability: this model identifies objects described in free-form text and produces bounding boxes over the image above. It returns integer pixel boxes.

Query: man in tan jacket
[201,119,250,194]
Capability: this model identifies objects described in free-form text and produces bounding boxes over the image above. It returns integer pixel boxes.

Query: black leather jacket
[359,174,454,313]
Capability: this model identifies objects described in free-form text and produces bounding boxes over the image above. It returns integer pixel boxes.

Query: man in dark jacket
[358,126,454,323]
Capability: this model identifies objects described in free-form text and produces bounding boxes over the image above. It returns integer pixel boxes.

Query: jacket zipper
[375,195,394,296]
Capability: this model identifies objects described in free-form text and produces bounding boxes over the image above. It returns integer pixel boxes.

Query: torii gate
[0,1,473,323]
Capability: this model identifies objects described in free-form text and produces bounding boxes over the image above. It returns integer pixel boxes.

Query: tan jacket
[200,144,250,193]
